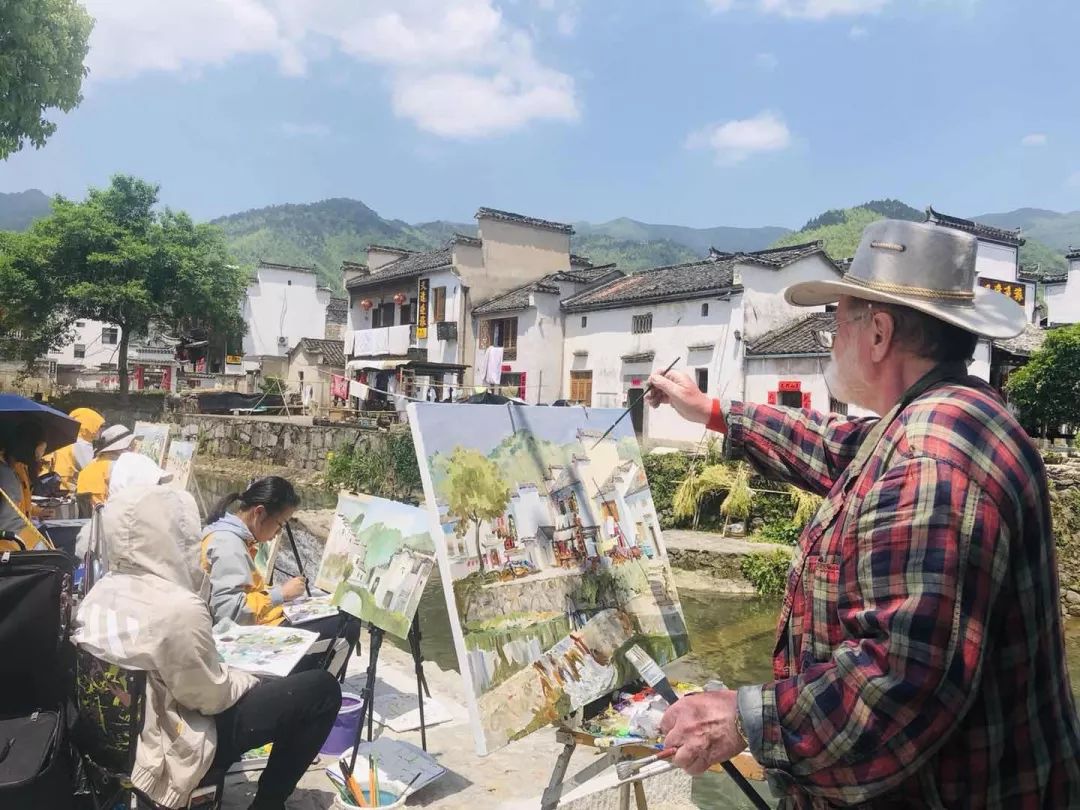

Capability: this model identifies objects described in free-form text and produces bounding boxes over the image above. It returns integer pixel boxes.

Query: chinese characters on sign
[416,278,429,339]
[977,277,1026,306]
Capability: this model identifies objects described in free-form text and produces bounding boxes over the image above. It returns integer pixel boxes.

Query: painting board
[314,492,437,640]
[281,593,338,625]
[407,402,689,755]
[212,621,318,678]
[132,421,171,467]
[163,440,196,491]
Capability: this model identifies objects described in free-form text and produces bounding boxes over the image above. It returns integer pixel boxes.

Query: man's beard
[823,340,871,410]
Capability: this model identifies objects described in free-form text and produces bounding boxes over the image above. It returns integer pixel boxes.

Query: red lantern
[393,292,407,305]
[360,298,374,310]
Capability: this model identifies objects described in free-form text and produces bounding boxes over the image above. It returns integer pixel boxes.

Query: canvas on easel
[132,421,171,467]
[407,402,689,756]
[163,440,196,491]
[314,491,436,640]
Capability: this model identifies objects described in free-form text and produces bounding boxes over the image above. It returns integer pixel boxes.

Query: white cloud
[280,122,331,138]
[686,111,793,165]
[755,52,779,70]
[1021,133,1047,147]
[81,0,579,139]
[849,24,868,37]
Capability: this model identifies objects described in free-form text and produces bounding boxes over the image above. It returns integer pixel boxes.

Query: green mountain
[774,200,1069,276]
[970,207,1080,253]
[574,217,789,255]
[0,190,52,231]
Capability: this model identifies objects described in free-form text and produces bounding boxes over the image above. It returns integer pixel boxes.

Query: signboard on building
[978,276,1026,306]
[226,354,243,365]
[416,278,429,339]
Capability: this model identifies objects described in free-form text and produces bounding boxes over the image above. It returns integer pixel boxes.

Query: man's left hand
[660,690,746,776]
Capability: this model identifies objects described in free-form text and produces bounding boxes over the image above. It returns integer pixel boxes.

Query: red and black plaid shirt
[725,369,1080,808]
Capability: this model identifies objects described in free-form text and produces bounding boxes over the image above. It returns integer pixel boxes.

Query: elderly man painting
[647,220,1080,808]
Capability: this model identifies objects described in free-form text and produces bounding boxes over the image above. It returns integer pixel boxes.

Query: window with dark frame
[695,368,708,393]
[829,396,848,415]
[74,344,86,359]
[701,303,709,317]
[779,390,802,408]
[631,313,653,334]
[581,316,587,328]
[102,326,118,345]
[433,287,447,321]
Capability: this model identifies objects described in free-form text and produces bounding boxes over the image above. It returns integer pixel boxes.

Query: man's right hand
[646,370,714,425]
[281,576,306,601]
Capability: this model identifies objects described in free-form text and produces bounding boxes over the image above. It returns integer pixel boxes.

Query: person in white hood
[74,485,341,810]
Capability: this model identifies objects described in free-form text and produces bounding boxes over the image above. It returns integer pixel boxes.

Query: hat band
[845,274,974,303]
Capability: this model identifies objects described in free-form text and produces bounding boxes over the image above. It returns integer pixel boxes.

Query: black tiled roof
[476,207,574,235]
[746,313,834,357]
[1066,248,1080,261]
[561,257,737,312]
[993,325,1046,357]
[367,244,414,256]
[345,247,453,291]
[293,338,345,367]
[709,241,830,269]
[926,207,1025,247]
[258,260,317,275]
[621,351,655,363]
[326,298,348,324]
[453,234,482,247]
[473,265,623,316]
[570,254,594,267]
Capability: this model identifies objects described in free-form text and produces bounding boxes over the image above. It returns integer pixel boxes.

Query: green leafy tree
[0,229,74,365]
[1005,324,1080,437]
[439,447,511,574]
[0,0,93,159]
[15,175,247,390]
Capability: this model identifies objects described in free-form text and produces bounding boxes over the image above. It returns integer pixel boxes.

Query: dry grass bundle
[721,464,753,521]
[673,464,735,523]
[789,485,824,527]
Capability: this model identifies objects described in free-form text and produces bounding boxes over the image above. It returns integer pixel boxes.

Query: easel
[348,613,432,775]
[541,727,765,810]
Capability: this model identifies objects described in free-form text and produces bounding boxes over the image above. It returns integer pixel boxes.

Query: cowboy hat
[784,219,1026,339]
[96,424,136,455]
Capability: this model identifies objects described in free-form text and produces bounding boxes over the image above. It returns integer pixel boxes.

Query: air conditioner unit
[277,336,288,346]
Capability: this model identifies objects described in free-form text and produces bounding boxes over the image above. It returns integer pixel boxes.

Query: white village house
[1044,249,1080,326]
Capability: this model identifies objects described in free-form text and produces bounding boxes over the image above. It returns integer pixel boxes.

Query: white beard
[823,346,870,409]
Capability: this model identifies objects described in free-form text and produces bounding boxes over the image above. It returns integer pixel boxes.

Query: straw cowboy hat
[96,424,136,455]
[785,219,1026,340]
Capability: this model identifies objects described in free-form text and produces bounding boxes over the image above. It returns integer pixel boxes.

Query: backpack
[0,548,76,808]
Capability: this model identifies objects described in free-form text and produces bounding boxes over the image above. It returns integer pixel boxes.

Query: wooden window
[779,390,802,408]
[829,397,848,415]
[570,371,593,405]
[434,287,447,322]
[487,317,518,361]
[695,368,708,393]
[373,302,395,328]
[401,299,415,325]
[101,327,119,345]
[631,313,653,334]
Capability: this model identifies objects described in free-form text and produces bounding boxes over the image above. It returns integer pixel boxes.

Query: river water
[192,471,1080,808]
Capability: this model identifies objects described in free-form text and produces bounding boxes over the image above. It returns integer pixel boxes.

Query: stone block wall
[49,391,168,429]
[1045,459,1080,618]
[170,414,371,472]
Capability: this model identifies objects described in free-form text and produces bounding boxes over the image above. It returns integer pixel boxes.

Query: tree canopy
[0,175,248,391]
[1005,324,1080,436]
[0,0,93,159]
[439,447,511,574]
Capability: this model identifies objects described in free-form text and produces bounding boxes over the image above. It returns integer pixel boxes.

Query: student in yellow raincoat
[76,424,135,513]
[0,420,50,550]
[47,408,104,491]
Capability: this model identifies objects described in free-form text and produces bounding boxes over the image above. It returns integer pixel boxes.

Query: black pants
[289,614,363,677]
[212,669,342,810]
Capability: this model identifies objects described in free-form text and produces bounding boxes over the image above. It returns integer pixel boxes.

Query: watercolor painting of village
[315,492,437,640]
[132,421,171,467]
[408,403,689,755]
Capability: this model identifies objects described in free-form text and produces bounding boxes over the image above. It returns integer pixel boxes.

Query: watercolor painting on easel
[408,402,689,755]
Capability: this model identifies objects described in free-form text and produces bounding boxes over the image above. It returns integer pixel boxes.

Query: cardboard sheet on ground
[163,439,196,491]
[408,402,690,755]
[132,421,171,467]
[213,621,318,678]
[315,492,437,640]
[371,681,454,731]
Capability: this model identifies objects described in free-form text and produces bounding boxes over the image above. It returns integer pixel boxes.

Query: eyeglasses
[813,310,872,350]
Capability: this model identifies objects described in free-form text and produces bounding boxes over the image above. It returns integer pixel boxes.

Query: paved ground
[663,530,790,556]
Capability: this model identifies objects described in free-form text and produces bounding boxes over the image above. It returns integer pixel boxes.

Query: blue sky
[2,0,1078,228]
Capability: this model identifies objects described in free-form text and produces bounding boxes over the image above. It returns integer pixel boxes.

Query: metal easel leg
[633,780,648,809]
[541,730,577,810]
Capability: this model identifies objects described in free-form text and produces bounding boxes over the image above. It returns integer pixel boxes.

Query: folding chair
[75,647,227,810]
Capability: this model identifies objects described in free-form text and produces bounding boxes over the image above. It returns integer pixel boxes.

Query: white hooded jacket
[73,486,258,808]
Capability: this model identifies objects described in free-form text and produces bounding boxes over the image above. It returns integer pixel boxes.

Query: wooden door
[569,371,592,405]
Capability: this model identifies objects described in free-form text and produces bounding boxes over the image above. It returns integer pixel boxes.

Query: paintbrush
[369,754,379,808]
[614,748,678,780]
[338,757,368,807]
[400,771,423,797]
[623,645,770,810]
[590,357,680,450]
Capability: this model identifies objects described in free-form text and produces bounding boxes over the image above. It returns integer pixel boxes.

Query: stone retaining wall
[1045,460,1080,617]
[171,414,384,472]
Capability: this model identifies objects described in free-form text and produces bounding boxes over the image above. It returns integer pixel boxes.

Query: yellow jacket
[48,408,104,491]
[76,457,114,509]
[199,514,284,626]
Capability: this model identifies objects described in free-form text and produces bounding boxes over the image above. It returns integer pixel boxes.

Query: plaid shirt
[728,367,1080,809]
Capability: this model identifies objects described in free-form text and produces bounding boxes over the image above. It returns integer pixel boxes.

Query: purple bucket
[321,692,365,755]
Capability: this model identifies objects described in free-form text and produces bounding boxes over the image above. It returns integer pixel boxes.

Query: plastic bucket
[321,692,364,755]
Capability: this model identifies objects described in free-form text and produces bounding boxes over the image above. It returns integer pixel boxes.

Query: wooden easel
[541,726,765,810]
[348,613,432,775]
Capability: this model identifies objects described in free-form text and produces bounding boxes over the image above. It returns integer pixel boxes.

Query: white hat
[96,425,136,455]
[108,452,173,498]
[784,219,1026,339]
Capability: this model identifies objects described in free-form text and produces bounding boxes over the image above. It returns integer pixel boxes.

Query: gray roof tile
[561,257,737,311]
[294,338,345,367]
[476,207,574,235]
[746,313,834,356]
[926,207,1025,247]
[473,265,623,316]
[326,298,348,324]
[345,247,453,291]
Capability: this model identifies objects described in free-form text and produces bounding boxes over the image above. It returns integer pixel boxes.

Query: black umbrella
[462,392,528,405]
[0,394,81,454]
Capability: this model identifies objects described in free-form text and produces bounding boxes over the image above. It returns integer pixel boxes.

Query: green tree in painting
[0,0,93,159]
[440,448,511,575]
